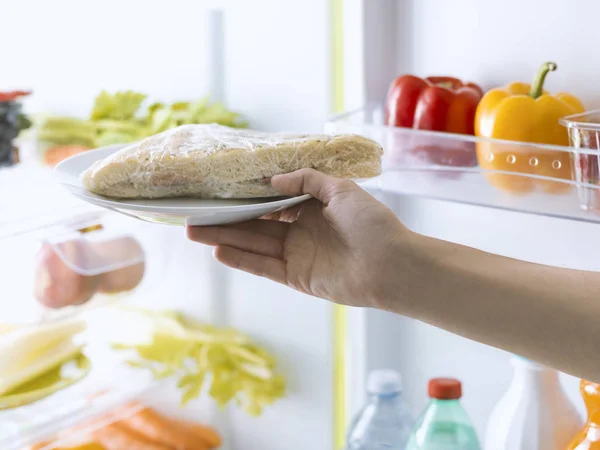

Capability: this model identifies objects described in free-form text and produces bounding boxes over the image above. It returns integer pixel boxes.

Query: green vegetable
[36,116,97,147]
[0,319,87,399]
[109,307,285,416]
[17,114,32,133]
[0,354,90,410]
[36,90,248,150]
[90,90,147,121]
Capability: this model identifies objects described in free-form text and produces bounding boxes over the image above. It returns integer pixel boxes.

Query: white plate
[54,145,312,227]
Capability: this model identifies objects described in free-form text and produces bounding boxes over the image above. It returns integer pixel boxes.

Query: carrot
[43,145,90,167]
[64,444,105,450]
[25,441,52,450]
[32,402,221,450]
[119,407,209,450]
[90,423,170,450]
[25,441,105,450]
[171,419,222,449]
[57,444,105,450]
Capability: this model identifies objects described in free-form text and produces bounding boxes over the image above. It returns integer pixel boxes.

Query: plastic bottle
[484,355,582,450]
[405,378,480,450]
[566,380,600,449]
[345,369,414,450]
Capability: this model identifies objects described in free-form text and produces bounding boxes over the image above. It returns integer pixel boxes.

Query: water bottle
[346,369,414,450]
[405,378,480,450]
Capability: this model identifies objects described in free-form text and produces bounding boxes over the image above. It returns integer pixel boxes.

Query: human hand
[187,169,415,309]
[190,172,600,384]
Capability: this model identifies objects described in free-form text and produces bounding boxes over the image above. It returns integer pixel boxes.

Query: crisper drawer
[3,372,222,450]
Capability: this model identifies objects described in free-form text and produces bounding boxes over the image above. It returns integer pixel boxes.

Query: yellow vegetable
[108,307,286,416]
[0,319,86,396]
[475,62,585,194]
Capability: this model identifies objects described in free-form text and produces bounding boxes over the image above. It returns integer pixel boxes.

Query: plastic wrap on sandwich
[80,124,383,200]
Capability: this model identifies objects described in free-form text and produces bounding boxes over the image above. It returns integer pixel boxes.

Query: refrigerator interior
[337,0,600,438]
[3,0,600,448]
[1,1,336,449]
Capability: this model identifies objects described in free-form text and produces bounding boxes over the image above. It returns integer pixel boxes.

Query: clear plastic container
[1,375,222,450]
[325,105,600,224]
[1,211,172,325]
[0,350,159,449]
[0,160,173,325]
[345,369,414,450]
[560,109,600,213]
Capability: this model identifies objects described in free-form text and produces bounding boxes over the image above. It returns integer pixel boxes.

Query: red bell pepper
[384,75,483,167]
[385,76,483,132]
[0,90,31,102]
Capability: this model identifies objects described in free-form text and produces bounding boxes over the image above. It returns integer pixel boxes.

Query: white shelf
[0,162,101,240]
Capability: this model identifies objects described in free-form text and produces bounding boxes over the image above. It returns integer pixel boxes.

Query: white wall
[396,0,600,108]
[1,0,214,117]
[0,0,332,132]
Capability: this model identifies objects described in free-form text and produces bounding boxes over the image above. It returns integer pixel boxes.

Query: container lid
[367,369,402,395]
[428,378,462,400]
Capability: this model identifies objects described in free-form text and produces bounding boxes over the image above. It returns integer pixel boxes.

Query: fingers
[271,169,356,205]
[214,246,286,284]
[187,220,289,259]
[189,219,289,240]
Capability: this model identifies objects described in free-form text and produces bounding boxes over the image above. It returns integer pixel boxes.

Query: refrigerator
[0,0,597,448]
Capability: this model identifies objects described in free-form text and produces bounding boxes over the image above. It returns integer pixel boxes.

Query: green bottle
[405,378,480,450]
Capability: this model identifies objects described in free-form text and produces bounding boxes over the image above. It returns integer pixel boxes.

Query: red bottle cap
[428,378,462,400]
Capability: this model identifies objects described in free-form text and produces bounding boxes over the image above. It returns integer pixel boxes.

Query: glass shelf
[0,162,99,240]
[325,105,600,225]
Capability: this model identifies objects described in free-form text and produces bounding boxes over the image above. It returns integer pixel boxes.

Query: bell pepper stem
[530,62,557,99]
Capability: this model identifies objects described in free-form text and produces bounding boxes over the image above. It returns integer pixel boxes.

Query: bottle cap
[367,369,402,395]
[428,378,462,400]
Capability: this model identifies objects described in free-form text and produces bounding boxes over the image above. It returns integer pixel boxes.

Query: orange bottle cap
[428,378,462,400]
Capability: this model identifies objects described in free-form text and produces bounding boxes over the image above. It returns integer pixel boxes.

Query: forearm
[384,232,600,381]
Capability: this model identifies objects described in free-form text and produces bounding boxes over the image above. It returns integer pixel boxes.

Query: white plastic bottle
[484,355,583,450]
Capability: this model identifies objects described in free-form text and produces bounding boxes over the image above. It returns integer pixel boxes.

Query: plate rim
[54,146,312,213]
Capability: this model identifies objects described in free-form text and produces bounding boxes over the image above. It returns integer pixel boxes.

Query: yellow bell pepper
[475,62,585,194]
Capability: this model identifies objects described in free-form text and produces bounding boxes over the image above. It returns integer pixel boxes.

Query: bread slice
[80,123,383,199]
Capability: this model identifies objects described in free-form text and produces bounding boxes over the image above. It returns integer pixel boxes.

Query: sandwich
[80,123,383,199]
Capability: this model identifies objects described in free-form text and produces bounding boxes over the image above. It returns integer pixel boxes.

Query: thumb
[271,169,354,204]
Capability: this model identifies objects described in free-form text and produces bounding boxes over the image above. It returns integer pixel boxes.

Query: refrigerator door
[339,0,600,440]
